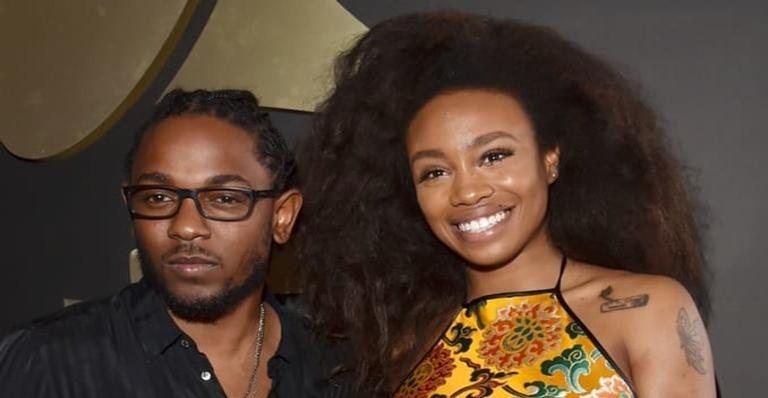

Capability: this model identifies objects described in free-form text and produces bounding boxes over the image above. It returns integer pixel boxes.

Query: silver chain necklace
[243,303,266,398]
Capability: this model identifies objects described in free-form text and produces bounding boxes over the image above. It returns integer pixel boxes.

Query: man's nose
[167,198,211,241]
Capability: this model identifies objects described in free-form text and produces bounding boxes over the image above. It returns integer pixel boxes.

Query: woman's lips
[453,208,513,242]
[456,208,511,233]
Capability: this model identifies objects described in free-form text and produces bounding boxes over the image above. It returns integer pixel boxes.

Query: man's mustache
[160,243,222,263]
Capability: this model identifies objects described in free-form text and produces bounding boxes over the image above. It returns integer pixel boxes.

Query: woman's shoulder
[563,261,695,316]
[560,261,703,352]
[563,262,715,395]
[561,261,715,396]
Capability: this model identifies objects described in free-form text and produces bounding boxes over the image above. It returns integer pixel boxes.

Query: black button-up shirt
[0,280,352,397]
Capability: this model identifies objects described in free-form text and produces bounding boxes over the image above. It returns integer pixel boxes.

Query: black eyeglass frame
[122,185,278,221]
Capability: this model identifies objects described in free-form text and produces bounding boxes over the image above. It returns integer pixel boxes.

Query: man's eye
[207,192,249,206]
[146,194,172,203]
[139,191,175,208]
[480,148,514,166]
[214,195,240,204]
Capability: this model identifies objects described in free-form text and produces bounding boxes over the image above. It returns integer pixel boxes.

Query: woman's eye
[480,149,514,166]
[418,169,447,182]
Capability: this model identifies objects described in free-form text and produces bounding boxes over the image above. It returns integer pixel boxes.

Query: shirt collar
[128,280,299,360]
[265,291,303,365]
[128,280,183,356]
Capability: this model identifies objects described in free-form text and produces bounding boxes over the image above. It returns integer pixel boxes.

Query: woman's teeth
[457,210,508,233]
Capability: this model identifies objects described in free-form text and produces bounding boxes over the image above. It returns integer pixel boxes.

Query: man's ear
[121,182,129,205]
[271,188,303,244]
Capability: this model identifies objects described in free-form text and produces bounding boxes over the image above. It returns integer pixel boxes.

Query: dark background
[2,1,766,396]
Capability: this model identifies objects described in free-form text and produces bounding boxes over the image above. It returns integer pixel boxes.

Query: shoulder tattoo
[677,307,707,375]
[598,285,649,313]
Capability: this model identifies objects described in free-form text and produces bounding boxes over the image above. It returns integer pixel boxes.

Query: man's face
[128,114,300,321]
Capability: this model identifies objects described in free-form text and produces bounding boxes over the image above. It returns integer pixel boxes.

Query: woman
[296,12,716,397]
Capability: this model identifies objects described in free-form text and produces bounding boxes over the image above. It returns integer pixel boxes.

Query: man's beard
[137,242,269,323]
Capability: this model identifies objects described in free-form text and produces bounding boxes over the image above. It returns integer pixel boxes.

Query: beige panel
[63,298,82,307]
[169,0,367,112]
[129,248,143,284]
[0,0,198,159]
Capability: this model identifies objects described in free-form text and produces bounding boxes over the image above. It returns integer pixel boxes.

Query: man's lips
[164,256,219,275]
[166,256,218,265]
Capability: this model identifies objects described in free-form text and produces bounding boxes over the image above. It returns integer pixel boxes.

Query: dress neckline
[462,254,567,308]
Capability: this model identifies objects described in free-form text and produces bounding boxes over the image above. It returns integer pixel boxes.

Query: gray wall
[2,1,765,395]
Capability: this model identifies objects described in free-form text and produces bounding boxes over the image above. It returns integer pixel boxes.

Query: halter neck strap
[555,254,568,291]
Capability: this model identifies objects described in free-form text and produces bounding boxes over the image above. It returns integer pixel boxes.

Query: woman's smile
[453,207,512,240]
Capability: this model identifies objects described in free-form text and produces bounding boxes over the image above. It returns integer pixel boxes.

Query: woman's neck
[464,237,562,302]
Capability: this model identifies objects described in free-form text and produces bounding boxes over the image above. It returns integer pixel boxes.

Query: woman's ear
[545,146,561,183]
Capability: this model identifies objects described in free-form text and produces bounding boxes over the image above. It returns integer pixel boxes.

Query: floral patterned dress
[395,260,636,398]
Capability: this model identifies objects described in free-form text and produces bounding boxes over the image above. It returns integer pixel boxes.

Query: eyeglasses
[122,185,277,221]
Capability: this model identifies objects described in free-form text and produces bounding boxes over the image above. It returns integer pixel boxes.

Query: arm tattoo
[598,285,649,313]
[677,308,707,375]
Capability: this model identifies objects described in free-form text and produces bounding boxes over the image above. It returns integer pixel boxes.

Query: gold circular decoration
[0,0,199,159]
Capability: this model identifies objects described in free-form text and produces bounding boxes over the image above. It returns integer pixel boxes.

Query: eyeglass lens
[129,187,253,220]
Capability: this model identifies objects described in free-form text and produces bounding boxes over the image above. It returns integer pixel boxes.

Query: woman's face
[406,89,559,267]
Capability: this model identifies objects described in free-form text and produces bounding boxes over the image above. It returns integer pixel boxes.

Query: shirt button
[180,339,190,348]
[201,371,212,381]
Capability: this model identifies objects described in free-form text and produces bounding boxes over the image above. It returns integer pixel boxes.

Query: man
[0,89,349,397]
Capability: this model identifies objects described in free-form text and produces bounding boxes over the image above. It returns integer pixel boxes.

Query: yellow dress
[395,260,636,398]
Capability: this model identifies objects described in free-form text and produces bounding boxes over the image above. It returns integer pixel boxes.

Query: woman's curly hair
[294,11,709,395]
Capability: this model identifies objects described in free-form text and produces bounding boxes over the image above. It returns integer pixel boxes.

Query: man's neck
[169,287,267,355]
[168,287,283,397]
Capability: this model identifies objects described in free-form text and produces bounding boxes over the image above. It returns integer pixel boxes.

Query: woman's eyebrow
[468,131,519,149]
[410,149,446,166]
